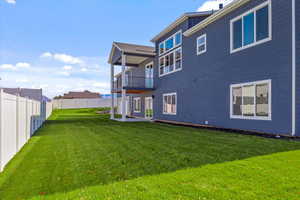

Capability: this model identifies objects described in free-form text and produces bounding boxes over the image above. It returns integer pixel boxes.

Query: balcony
[112,76,154,94]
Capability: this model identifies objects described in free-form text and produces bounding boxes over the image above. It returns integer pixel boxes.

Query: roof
[58,90,101,99]
[184,0,249,37]
[150,11,213,43]
[2,88,43,101]
[108,42,155,65]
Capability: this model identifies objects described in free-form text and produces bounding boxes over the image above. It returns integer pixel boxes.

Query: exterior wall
[127,58,154,118]
[153,0,294,135]
[295,0,300,136]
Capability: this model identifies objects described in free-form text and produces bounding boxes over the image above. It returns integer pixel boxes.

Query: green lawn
[0,108,300,200]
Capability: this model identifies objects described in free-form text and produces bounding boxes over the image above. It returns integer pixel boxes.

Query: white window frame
[133,97,141,113]
[159,30,182,56]
[159,47,182,77]
[230,79,272,120]
[163,92,177,115]
[197,34,207,55]
[230,0,272,54]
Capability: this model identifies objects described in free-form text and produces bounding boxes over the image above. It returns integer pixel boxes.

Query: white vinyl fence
[0,90,53,172]
[53,98,111,109]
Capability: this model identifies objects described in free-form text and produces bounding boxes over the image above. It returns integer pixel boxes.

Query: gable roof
[108,42,155,65]
[150,11,213,43]
[184,0,250,37]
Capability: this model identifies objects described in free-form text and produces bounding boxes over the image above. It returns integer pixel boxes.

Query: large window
[230,1,271,53]
[133,97,141,113]
[159,47,182,76]
[163,93,177,115]
[231,80,271,120]
[159,30,182,55]
[197,34,207,55]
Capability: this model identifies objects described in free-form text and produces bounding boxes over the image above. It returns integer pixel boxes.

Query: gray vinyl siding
[295,0,300,136]
[153,0,294,135]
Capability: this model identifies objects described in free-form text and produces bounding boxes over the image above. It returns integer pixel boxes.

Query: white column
[0,89,3,172]
[110,64,115,119]
[121,54,127,121]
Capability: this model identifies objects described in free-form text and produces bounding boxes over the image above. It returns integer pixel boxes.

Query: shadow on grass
[1,111,300,200]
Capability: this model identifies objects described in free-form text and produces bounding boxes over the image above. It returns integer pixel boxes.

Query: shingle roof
[2,88,43,101]
[58,90,101,99]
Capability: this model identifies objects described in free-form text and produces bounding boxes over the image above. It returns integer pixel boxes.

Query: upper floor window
[159,30,182,55]
[230,80,271,120]
[230,1,271,53]
[159,47,182,77]
[197,34,207,55]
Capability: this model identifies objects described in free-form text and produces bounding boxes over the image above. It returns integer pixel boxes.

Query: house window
[163,93,177,115]
[175,48,182,70]
[231,1,271,53]
[133,97,141,113]
[159,43,165,55]
[159,47,182,76]
[197,34,207,55]
[230,80,271,120]
[159,30,182,56]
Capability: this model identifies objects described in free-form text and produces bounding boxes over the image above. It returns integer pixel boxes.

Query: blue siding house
[108,0,299,137]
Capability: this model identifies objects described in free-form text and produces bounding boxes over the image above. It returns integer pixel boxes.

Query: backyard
[0,108,300,200]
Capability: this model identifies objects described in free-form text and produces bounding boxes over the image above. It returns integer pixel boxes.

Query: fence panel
[0,90,53,172]
[53,98,111,109]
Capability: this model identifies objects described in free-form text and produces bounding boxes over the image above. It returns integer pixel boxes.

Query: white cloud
[0,64,17,70]
[63,65,73,70]
[40,52,52,58]
[5,0,16,4]
[41,52,83,65]
[81,67,87,72]
[16,78,29,83]
[92,82,109,88]
[16,62,30,68]
[53,54,83,65]
[197,0,233,12]
[57,71,70,76]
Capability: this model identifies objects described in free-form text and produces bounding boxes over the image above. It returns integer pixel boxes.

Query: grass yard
[0,108,300,200]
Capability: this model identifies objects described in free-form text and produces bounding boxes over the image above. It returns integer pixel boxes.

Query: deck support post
[121,54,127,121]
[110,64,115,120]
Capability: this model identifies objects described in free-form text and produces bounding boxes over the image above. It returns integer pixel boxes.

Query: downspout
[292,0,296,136]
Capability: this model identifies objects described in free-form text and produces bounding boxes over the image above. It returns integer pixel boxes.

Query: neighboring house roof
[150,11,213,43]
[184,0,249,37]
[108,42,155,65]
[56,90,101,99]
[1,88,43,101]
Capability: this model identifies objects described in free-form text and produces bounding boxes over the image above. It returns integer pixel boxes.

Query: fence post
[16,94,20,152]
[0,89,4,172]
[25,97,28,141]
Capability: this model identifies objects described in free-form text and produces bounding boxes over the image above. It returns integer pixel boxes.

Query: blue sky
[0,0,230,97]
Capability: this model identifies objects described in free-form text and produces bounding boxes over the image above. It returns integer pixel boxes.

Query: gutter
[184,0,251,37]
[292,0,296,136]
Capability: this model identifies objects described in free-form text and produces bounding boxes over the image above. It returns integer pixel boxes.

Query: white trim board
[292,0,296,136]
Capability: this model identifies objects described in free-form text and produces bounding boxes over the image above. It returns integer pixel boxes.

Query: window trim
[197,34,207,55]
[133,97,141,113]
[159,47,182,77]
[159,30,182,56]
[230,0,272,54]
[230,79,272,121]
[163,92,177,115]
